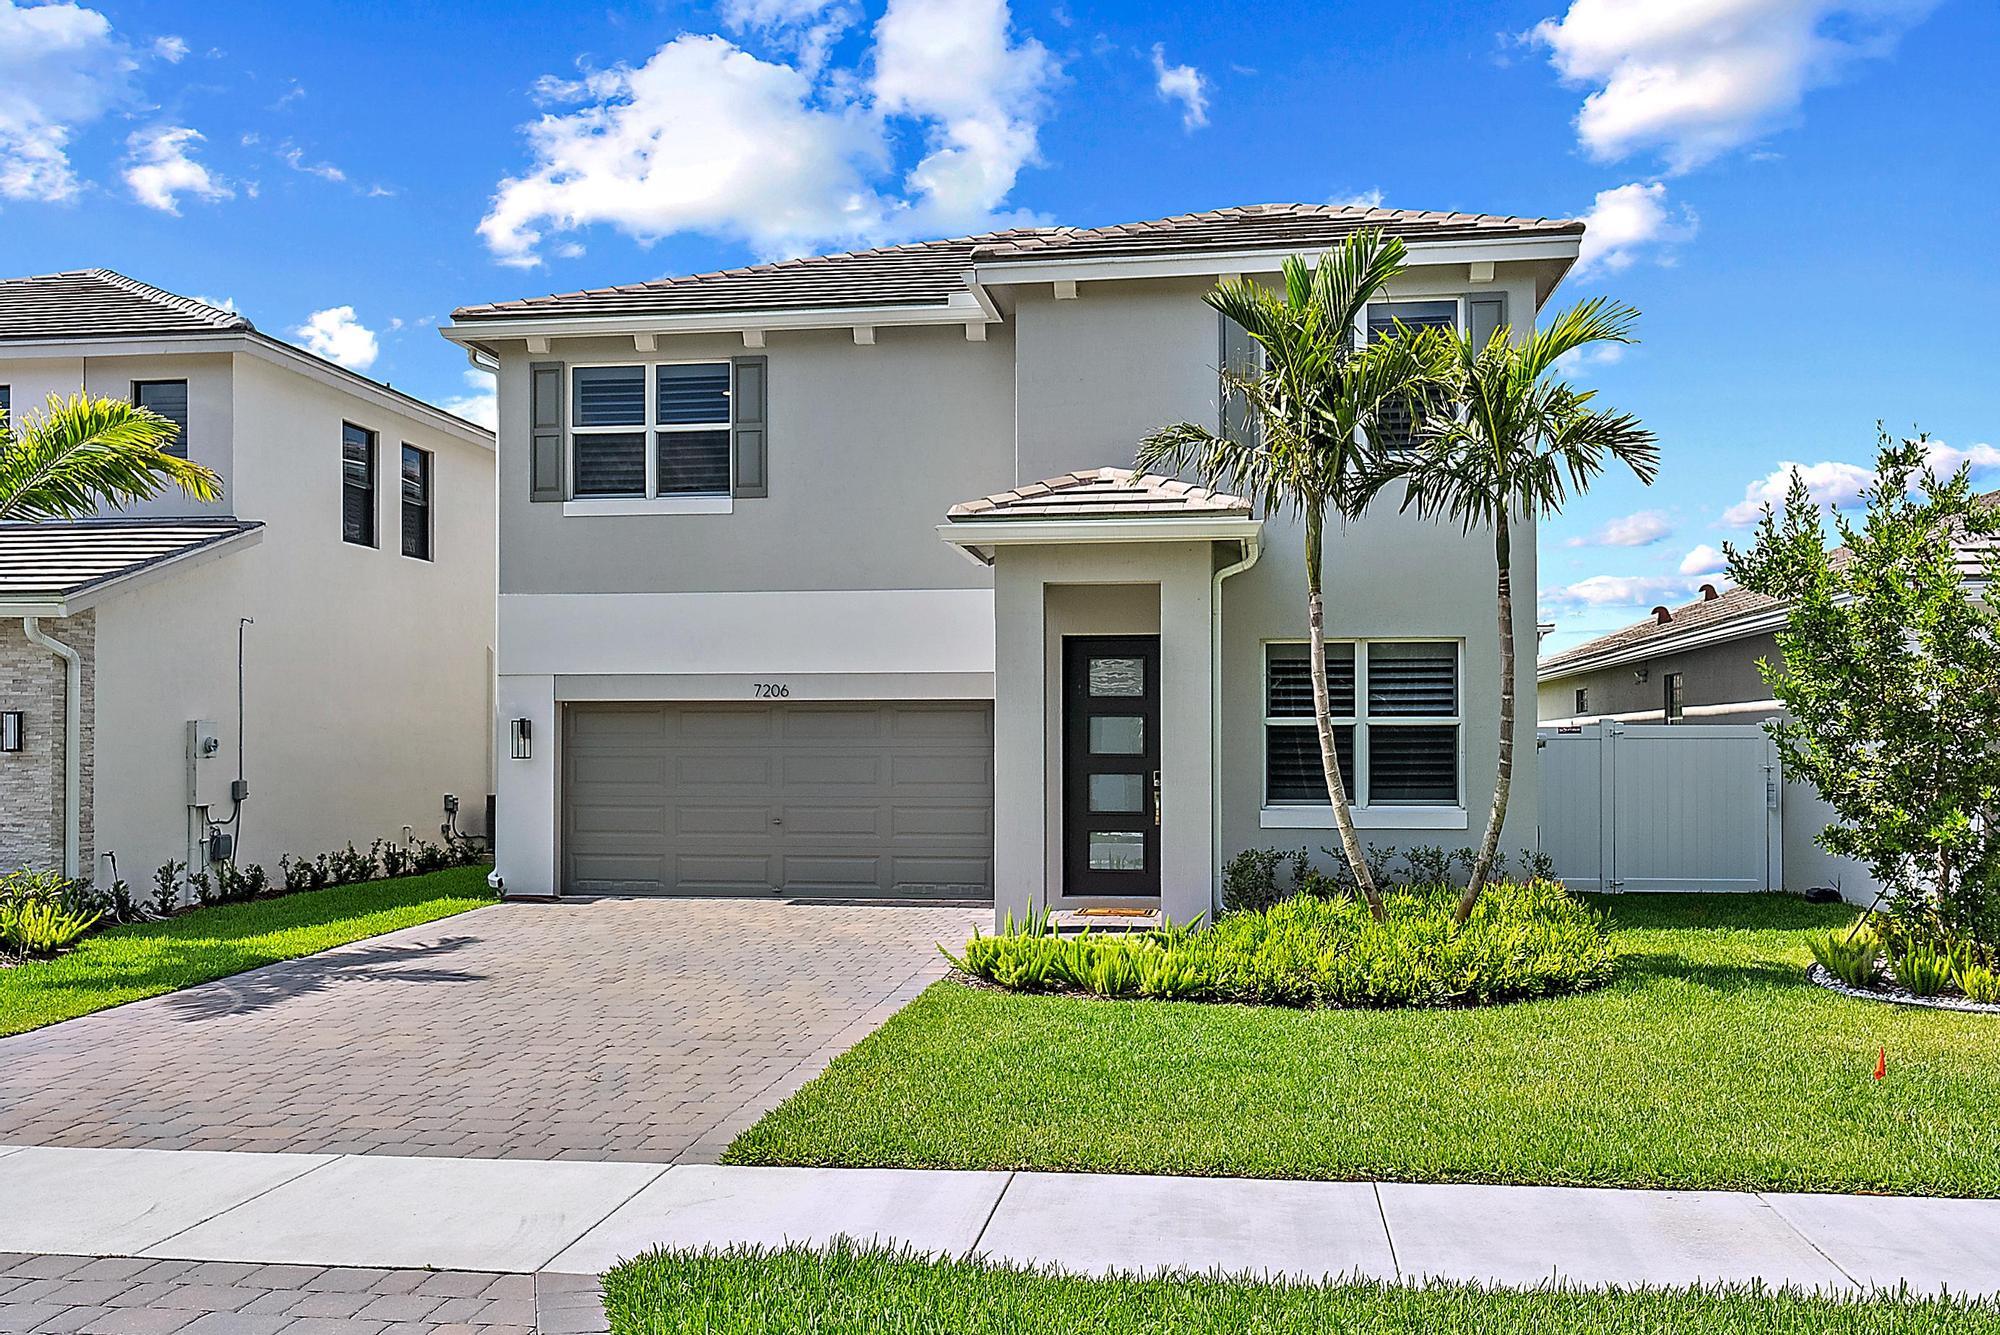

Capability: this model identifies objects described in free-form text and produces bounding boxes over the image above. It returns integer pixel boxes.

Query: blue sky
[3,0,1993,652]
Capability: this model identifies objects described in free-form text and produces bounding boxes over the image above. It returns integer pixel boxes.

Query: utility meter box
[186,719,227,808]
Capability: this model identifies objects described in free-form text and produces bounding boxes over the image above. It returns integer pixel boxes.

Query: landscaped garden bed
[728,893,2000,1196]
[950,879,1613,1009]
[601,1243,2000,1334]
[0,865,495,1037]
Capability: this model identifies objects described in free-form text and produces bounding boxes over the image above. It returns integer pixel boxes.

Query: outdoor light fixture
[509,717,533,760]
[0,711,20,753]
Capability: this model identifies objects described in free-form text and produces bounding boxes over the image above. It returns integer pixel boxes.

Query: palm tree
[1386,297,1659,924]
[0,392,220,521]
[1137,232,1433,919]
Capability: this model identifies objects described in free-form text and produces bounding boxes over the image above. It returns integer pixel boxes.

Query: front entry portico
[941,469,1261,927]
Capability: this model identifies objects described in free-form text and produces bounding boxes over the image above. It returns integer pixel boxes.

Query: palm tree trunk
[1457,508,1515,925]
[1307,509,1384,920]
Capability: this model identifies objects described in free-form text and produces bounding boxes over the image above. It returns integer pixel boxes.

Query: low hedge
[946,880,1616,1009]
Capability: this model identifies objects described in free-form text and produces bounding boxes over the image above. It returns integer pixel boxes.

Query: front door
[1062,636,1162,898]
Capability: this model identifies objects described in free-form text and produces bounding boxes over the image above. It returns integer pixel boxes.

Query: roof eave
[442,292,995,345]
[0,523,265,616]
[1536,605,1789,683]
[938,514,1262,564]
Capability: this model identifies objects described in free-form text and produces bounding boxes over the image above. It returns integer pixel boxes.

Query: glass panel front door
[1063,636,1162,898]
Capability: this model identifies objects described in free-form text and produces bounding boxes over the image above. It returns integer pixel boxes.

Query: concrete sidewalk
[3,1144,1998,1295]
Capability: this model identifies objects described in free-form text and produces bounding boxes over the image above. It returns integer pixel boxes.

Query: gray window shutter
[732,355,768,499]
[1217,313,1256,442]
[1468,295,1508,352]
[529,360,564,502]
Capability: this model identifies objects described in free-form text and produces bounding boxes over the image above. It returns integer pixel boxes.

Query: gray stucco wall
[1539,630,1782,722]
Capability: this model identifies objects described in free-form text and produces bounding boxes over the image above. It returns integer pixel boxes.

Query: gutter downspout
[1210,534,1261,918]
[22,616,82,880]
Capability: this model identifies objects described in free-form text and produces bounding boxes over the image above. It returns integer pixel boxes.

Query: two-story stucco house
[0,270,496,889]
[444,203,1583,925]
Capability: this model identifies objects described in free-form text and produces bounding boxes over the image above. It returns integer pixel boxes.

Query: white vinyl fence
[1538,722,1783,893]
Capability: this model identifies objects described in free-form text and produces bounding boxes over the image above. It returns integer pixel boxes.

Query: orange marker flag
[1875,1047,1887,1080]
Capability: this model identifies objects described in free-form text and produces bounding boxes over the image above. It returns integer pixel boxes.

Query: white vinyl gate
[1538,722,1783,892]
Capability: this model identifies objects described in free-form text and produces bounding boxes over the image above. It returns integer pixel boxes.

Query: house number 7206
[754,683,791,698]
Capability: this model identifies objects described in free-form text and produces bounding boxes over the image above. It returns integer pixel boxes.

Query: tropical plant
[1895,941,1956,997]
[1728,435,2000,956]
[0,897,101,958]
[0,392,220,521]
[1221,847,1288,912]
[1807,930,1881,989]
[1136,232,1434,919]
[1381,297,1658,924]
[1955,958,2000,1004]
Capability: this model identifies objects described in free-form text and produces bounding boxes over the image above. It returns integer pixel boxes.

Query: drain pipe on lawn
[22,616,83,881]
[1209,533,1261,922]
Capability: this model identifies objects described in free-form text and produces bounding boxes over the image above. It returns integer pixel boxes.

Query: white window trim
[1259,636,1467,830]
[568,357,734,507]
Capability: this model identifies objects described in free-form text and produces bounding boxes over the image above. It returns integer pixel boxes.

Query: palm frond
[0,393,222,522]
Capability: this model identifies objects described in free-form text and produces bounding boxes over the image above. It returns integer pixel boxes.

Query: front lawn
[727,894,2000,1196]
[0,866,494,1037]
[603,1244,2000,1334]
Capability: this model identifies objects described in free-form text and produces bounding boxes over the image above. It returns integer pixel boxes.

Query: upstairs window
[133,380,190,457]
[1364,300,1458,455]
[1574,686,1590,716]
[571,362,731,499]
[400,444,432,561]
[342,423,376,547]
[1265,640,1461,809]
[1664,671,1685,723]
[0,385,10,424]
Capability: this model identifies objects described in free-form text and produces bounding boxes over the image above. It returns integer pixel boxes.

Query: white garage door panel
[564,701,994,898]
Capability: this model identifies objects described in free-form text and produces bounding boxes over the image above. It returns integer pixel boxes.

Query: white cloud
[152,33,186,61]
[1555,341,1626,375]
[193,293,236,313]
[280,142,345,183]
[720,0,856,76]
[1573,180,1696,277]
[1570,509,1672,547]
[1532,0,1939,173]
[1150,44,1208,130]
[441,368,497,429]
[480,0,1056,267]
[291,306,379,371]
[1542,572,1700,612]
[122,125,232,213]
[0,0,136,201]
[1680,543,1727,576]
[1330,187,1384,209]
[1723,440,2000,526]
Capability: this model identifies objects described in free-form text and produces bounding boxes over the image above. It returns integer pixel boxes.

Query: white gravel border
[1805,962,2000,1014]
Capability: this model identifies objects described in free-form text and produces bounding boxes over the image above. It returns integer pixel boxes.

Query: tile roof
[0,518,262,602]
[948,468,1251,520]
[967,202,1583,262]
[0,270,252,343]
[452,203,1582,323]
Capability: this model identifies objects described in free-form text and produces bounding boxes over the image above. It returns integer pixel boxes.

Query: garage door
[563,701,993,898]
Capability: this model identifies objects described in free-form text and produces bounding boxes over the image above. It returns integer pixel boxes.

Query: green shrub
[946,881,1615,1010]
[1808,930,1881,988]
[1222,848,1287,912]
[0,897,101,958]
[1955,958,2000,1004]
[1896,941,1956,997]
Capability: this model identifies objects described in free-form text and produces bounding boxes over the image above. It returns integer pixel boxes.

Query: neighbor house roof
[0,518,264,610]
[451,203,1582,323]
[0,270,251,343]
[947,468,1252,521]
[0,269,493,446]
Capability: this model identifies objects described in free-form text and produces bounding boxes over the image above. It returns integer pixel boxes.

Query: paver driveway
[0,896,982,1162]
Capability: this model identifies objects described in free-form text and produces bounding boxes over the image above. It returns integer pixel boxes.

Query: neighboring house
[0,270,496,889]
[444,203,1585,925]
[1536,582,1785,728]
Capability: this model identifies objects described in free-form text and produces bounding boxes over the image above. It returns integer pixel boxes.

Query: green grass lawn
[603,1244,2000,1334]
[0,866,495,1037]
[727,893,2000,1196]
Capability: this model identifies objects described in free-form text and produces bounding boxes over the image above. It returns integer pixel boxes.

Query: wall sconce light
[0,711,20,753]
[509,717,533,760]
[1633,667,1650,685]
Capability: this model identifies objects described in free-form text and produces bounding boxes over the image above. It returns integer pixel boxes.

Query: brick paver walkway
[0,897,981,1162]
[0,1255,606,1334]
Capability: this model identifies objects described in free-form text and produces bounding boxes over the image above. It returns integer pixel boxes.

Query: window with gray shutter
[565,360,741,501]
[1365,300,1457,455]
[1265,639,1459,809]
[133,380,190,457]
[655,364,730,495]
[1469,294,1508,352]
[341,423,377,547]
[572,366,647,497]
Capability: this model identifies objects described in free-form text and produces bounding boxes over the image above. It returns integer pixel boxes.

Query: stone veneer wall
[0,610,95,876]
